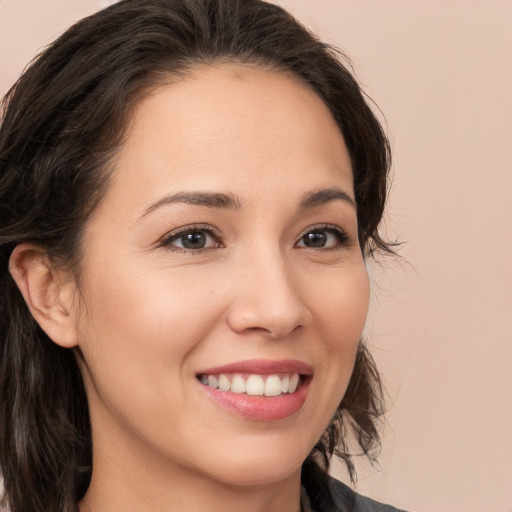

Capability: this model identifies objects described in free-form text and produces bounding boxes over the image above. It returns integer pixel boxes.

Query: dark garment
[302,477,407,511]
[301,461,408,512]
[328,478,407,512]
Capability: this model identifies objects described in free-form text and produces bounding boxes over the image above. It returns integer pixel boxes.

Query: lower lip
[200,378,311,421]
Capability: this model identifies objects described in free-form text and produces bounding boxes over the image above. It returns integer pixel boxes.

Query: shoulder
[327,476,409,512]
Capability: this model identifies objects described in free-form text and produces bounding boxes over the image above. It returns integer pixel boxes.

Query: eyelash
[158,224,223,254]
[296,224,350,249]
[158,223,350,253]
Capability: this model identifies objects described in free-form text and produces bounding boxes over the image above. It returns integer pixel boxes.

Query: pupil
[182,231,206,249]
[304,231,326,247]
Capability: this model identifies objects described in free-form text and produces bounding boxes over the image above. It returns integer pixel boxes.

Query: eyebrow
[299,187,356,209]
[140,186,355,220]
[141,191,243,218]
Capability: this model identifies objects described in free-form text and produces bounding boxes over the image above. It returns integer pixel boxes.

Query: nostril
[227,304,308,338]
[225,270,311,337]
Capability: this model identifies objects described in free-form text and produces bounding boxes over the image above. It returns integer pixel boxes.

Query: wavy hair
[0,0,391,510]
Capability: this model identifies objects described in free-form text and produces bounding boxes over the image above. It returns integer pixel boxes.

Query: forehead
[101,64,353,218]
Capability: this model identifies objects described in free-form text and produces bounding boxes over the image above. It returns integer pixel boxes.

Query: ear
[9,243,79,348]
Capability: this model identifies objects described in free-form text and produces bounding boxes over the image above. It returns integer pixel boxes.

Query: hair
[0,0,391,510]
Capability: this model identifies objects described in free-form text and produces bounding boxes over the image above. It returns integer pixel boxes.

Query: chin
[208,460,302,488]
[194,435,311,487]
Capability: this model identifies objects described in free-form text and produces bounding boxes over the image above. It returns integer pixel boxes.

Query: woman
[0,0,403,510]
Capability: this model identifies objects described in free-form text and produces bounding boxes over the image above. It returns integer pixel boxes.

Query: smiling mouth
[195,359,313,420]
[197,372,304,397]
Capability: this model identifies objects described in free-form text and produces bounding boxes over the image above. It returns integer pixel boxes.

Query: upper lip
[197,359,313,376]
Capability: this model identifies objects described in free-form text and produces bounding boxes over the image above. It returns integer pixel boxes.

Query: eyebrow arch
[140,191,243,218]
[299,187,356,209]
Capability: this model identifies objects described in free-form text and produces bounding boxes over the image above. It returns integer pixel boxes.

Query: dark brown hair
[0,0,390,510]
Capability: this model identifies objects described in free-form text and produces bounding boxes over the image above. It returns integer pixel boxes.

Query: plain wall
[1,2,511,511]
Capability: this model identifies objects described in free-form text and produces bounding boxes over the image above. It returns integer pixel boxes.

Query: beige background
[1,1,511,511]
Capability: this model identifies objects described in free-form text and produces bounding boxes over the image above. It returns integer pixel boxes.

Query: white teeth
[200,372,302,396]
[289,373,300,393]
[264,375,282,397]
[231,375,246,394]
[218,374,231,391]
[246,375,265,396]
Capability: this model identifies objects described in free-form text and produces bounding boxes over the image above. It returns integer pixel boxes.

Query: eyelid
[155,223,351,252]
[157,223,223,251]
[295,224,350,248]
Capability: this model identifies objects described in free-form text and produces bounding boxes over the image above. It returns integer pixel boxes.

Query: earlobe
[8,243,79,348]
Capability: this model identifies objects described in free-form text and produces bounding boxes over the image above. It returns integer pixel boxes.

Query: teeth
[231,375,246,394]
[264,375,282,397]
[200,372,302,396]
[246,375,265,396]
[218,374,231,391]
[281,375,290,393]
[289,373,300,393]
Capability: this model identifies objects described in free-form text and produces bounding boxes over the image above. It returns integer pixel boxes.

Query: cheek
[74,262,229,454]
[314,264,370,344]
[76,258,250,439]
[84,245,217,324]
[309,265,370,400]
[75,259,219,395]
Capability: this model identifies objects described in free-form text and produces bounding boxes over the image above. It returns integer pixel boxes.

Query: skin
[11,65,370,512]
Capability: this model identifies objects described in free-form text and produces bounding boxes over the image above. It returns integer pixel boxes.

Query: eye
[160,225,223,252]
[295,225,349,249]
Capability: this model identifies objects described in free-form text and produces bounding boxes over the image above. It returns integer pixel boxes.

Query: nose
[226,248,311,339]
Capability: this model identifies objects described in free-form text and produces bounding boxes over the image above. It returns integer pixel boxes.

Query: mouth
[197,372,304,396]
[195,359,313,421]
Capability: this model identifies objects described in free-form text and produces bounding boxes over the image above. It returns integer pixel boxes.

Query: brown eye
[161,227,222,251]
[296,226,348,249]
[302,230,327,247]
[179,231,207,249]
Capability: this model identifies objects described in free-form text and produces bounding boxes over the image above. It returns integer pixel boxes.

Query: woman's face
[72,65,370,487]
